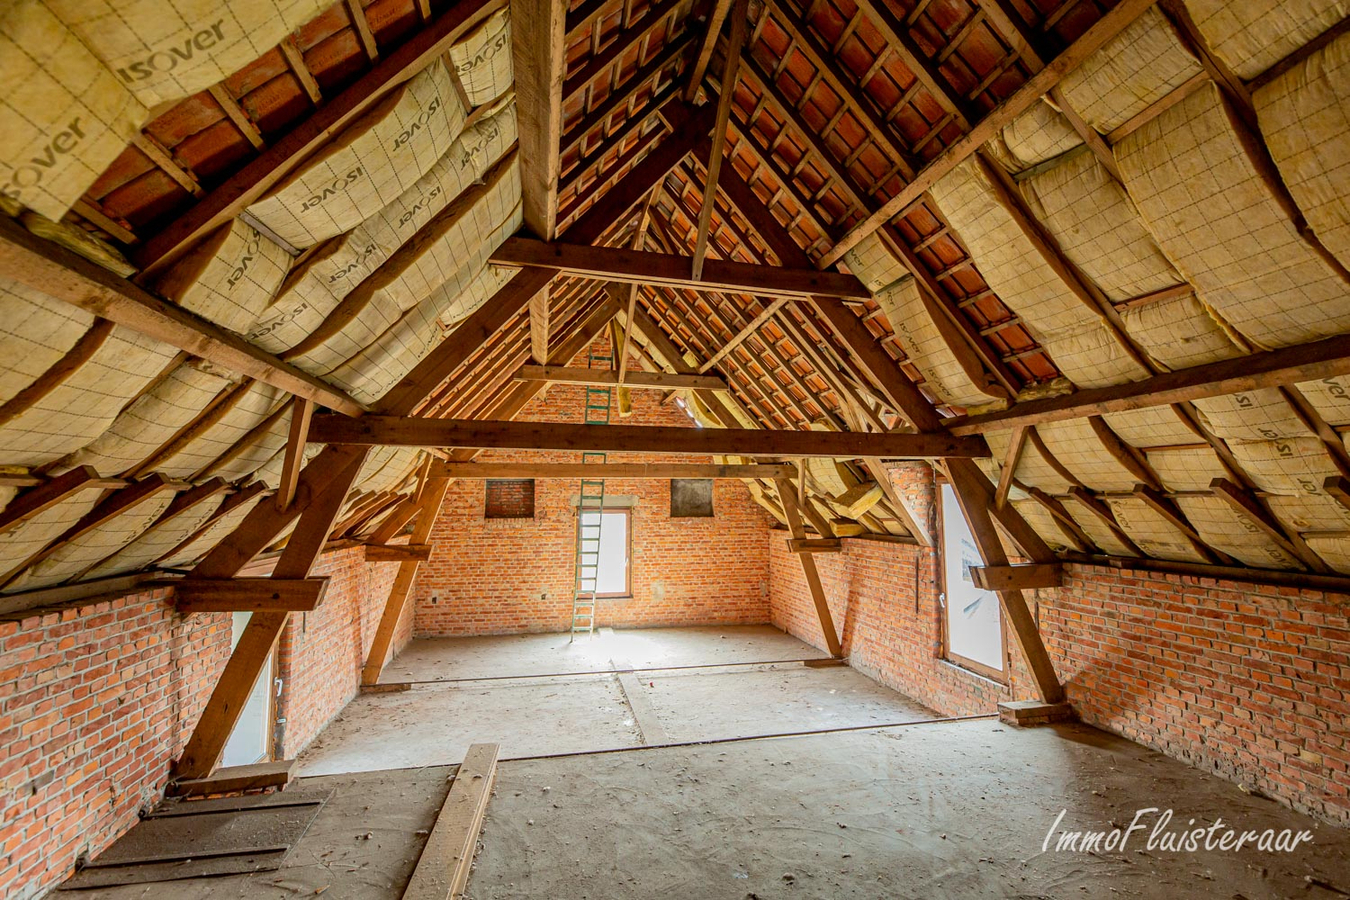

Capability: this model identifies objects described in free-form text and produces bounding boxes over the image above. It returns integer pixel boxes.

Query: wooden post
[945,461,1064,703]
[175,448,370,778]
[775,478,842,657]
[362,476,453,685]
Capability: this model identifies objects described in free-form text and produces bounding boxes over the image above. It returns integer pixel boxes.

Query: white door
[221,612,273,767]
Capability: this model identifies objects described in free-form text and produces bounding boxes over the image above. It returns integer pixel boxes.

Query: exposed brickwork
[1042,564,1350,826]
[275,548,403,757]
[0,590,230,900]
[770,462,1350,825]
[413,338,775,636]
[0,547,406,900]
[484,479,535,519]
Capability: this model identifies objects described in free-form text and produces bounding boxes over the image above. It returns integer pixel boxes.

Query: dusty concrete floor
[299,625,932,775]
[378,624,830,683]
[469,720,1350,900]
[70,721,1350,899]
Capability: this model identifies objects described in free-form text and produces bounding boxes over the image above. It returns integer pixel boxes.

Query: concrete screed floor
[58,626,1350,898]
[297,625,939,776]
[62,723,1350,899]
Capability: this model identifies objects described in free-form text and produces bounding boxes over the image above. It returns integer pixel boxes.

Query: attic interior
[2,0,1350,896]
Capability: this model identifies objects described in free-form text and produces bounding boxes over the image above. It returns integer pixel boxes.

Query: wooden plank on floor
[169,759,296,797]
[612,659,670,745]
[403,743,499,900]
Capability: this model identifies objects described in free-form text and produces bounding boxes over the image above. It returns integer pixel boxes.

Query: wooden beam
[994,425,1028,511]
[567,0,684,98]
[692,0,749,280]
[378,117,713,418]
[135,0,507,273]
[528,286,551,363]
[514,365,727,391]
[710,153,1055,562]
[276,399,313,512]
[970,563,1062,591]
[175,449,369,778]
[168,759,295,798]
[944,461,1064,703]
[685,0,735,100]
[1325,475,1350,512]
[819,0,1160,266]
[1,474,175,588]
[173,577,329,613]
[948,332,1350,435]
[775,478,842,657]
[403,743,499,900]
[0,466,100,535]
[787,537,842,553]
[0,217,365,417]
[697,297,789,374]
[365,543,434,562]
[513,0,568,239]
[490,238,869,298]
[433,462,794,478]
[362,476,452,684]
[1064,550,1350,596]
[310,414,989,458]
[1209,477,1331,573]
[1132,483,1231,565]
[1068,486,1146,557]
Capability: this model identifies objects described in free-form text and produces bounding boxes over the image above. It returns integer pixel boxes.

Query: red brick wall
[0,548,406,900]
[413,339,774,636]
[769,461,1350,825]
[0,589,230,900]
[1042,565,1350,826]
[275,547,403,757]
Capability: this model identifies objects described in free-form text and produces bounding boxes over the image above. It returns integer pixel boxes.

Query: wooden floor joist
[402,743,499,900]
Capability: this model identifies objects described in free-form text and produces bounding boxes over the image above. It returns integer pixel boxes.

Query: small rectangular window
[671,479,714,517]
[485,479,535,518]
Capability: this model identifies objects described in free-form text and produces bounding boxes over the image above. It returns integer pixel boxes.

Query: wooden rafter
[949,332,1350,435]
[490,237,868,297]
[136,0,508,273]
[0,217,365,417]
[691,0,749,279]
[820,0,1160,266]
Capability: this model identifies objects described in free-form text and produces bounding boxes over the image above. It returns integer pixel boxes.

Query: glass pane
[940,484,1004,671]
[596,511,628,595]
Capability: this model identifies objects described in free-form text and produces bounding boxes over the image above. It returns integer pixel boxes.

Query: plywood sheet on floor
[298,676,640,776]
[468,720,1350,899]
[381,624,828,683]
[60,768,451,899]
